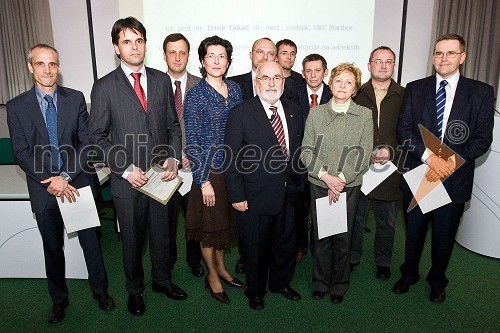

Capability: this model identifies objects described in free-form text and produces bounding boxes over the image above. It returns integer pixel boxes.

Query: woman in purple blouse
[184,36,244,304]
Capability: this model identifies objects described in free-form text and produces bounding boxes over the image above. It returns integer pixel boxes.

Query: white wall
[47,0,436,101]
[48,0,95,101]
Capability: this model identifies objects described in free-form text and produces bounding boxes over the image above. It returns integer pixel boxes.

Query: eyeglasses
[254,49,276,58]
[256,75,284,83]
[371,59,395,65]
[205,53,227,61]
[433,51,463,58]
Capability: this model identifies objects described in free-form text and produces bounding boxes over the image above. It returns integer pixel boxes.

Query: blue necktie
[436,80,448,140]
[44,95,60,172]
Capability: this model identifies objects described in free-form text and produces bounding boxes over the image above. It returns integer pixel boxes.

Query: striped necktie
[436,80,448,140]
[269,106,288,161]
[174,80,183,119]
[131,72,147,111]
[44,94,61,172]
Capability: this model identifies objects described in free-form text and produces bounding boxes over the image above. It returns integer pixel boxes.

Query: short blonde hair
[328,63,362,97]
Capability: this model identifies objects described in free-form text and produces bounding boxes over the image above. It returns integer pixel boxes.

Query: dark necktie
[270,106,288,160]
[174,80,183,119]
[44,95,60,172]
[436,80,448,139]
[310,93,318,108]
[131,72,147,111]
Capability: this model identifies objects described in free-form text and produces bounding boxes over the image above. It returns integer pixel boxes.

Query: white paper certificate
[136,165,182,205]
[361,162,398,195]
[316,193,347,239]
[403,164,452,214]
[57,185,101,234]
[178,168,193,196]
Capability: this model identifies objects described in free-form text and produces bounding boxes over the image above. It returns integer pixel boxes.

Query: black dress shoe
[275,287,301,301]
[92,292,116,311]
[220,276,246,288]
[376,266,391,280]
[190,264,205,278]
[127,293,145,316]
[331,294,344,304]
[392,279,410,294]
[205,275,230,304]
[312,291,326,300]
[235,257,246,274]
[48,299,69,323]
[247,295,265,310]
[429,288,446,303]
[152,281,188,300]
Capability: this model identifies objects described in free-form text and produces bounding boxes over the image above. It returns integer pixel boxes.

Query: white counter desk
[0,165,89,278]
[456,116,500,259]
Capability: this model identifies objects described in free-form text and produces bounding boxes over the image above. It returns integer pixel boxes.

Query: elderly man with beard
[225,61,305,310]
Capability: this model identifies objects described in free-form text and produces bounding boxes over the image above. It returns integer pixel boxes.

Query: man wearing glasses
[229,37,277,101]
[394,34,494,303]
[225,61,304,310]
[351,46,404,279]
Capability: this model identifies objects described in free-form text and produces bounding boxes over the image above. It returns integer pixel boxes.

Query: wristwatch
[60,171,72,182]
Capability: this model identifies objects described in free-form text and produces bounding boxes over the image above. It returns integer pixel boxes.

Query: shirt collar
[259,98,282,117]
[167,71,187,85]
[307,84,324,99]
[436,70,459,89]
[121,62,146,78]
[35,85,58,104]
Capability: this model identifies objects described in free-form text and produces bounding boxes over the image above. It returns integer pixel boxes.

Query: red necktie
[174,80,183,119]
[270,106,288,160]
[131,72,147,111]
[310,94,318,108]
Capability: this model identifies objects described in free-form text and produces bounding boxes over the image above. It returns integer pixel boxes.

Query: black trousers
[114,193,175,294]
[168,191,202,269]
[35,196,108,304]
[400,191,465,289]
[236,199,297,298]
[310,184,360,296]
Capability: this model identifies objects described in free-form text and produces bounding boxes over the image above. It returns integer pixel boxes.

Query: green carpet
[1,207,499,332]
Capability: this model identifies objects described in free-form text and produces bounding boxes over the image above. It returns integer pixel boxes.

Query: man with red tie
[294,54,332,262]
[163,33,204,278]
[89,17,185,316]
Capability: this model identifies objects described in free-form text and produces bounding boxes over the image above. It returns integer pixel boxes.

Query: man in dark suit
[225,61,304,310]
[394,34,494,303]
[230,38,278,274]
[294,53,332,262]
[276,39,305,98]
[295,54,332,121]
[229,37,277,101]
[89,17,185,316]
[163,33,204,278]
[351,46,404,279]
[6,44,114,323]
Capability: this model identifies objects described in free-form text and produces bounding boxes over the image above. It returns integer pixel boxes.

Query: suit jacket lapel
[447,75,467,124]
[146,67,158,113]
[25,88,50,143]
[424,76,438,133]
[282,99,299,153]
[249,97,280,145]
[56,86,69,142]
[114,67,145,112]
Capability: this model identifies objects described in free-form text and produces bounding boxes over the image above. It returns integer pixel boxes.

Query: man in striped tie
[395,34,494,303]
[225,61,305,310]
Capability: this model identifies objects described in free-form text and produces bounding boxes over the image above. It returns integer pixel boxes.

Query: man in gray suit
[89,17,185,316]
[163,33,204,278]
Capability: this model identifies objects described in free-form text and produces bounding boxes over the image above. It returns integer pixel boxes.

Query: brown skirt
[185,172,237,250]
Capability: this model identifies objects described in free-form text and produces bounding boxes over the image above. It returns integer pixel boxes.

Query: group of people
[6,15,494,323]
